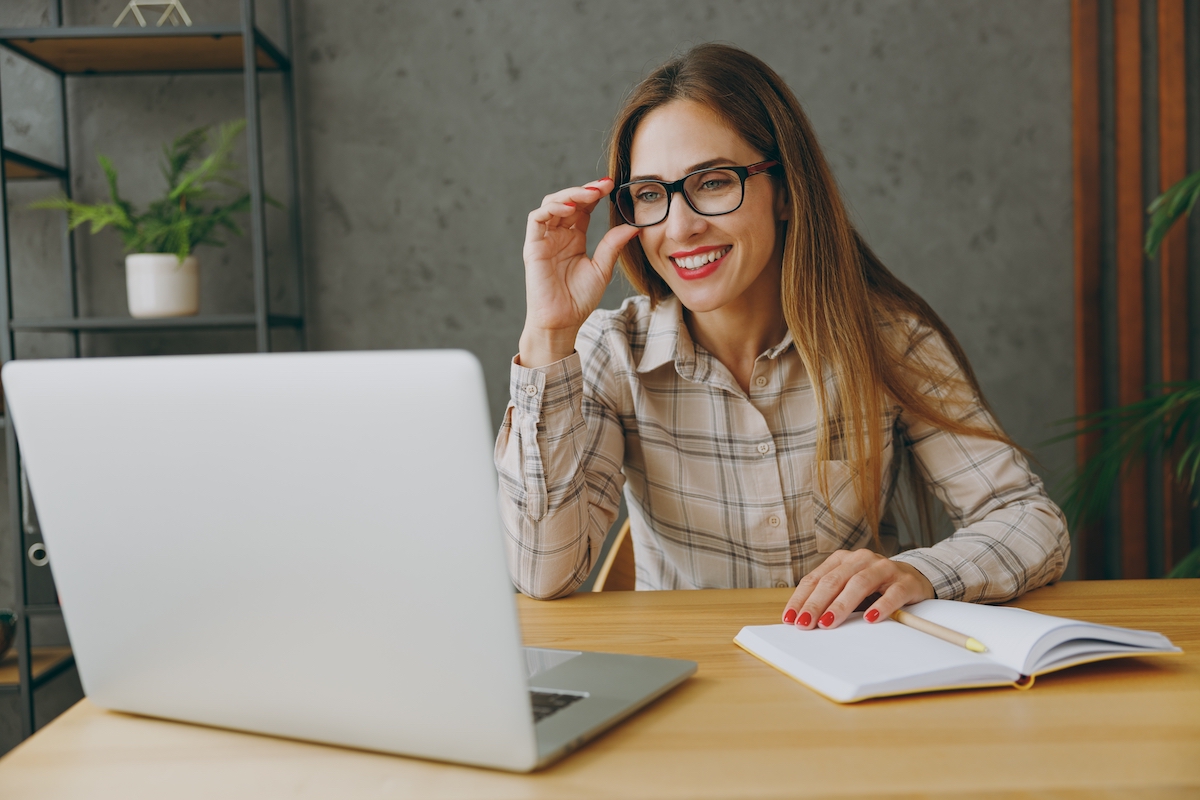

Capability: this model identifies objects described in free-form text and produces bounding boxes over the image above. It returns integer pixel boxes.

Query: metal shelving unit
[10,314,303,333]
[0,0,306,742]
[2,150,67,182]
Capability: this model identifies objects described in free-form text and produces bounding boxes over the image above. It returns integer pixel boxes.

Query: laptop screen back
[3,350,541,770]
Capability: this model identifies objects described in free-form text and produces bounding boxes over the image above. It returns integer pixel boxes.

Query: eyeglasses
[614,160,779,228]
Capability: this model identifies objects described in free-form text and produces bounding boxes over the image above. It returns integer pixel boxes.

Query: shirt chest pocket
[806,460,872,553]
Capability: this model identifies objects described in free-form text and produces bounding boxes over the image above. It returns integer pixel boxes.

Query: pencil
[890,609,988,653]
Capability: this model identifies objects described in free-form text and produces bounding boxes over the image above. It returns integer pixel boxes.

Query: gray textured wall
[297,0,1070,568]
[0,0,1075,621]
[294,0,1076,568]
[291,0,1074,463]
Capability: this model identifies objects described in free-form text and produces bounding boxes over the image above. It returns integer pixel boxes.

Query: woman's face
[628,100,788,317]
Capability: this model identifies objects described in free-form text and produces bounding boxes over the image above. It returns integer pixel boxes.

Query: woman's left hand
[780,550,935,629]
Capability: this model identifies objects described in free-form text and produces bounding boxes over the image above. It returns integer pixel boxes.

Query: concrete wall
[293,1,1074,454]
[0,0,1076,719]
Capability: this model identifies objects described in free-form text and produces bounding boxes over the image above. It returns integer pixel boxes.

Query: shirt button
[757,442,771,454]
[755,376,768,387]
[768,515,781,527]
[523,385,538,396]
[774,580,789,589]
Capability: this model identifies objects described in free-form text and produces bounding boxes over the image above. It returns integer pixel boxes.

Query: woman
[496,43,1068,630]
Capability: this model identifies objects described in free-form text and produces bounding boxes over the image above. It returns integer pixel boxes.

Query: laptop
[2,349,695,772]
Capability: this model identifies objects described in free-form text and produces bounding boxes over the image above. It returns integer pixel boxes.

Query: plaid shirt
[495,296,1069,601]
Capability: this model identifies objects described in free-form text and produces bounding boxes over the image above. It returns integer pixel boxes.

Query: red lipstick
[670,245,730,281]
[670,245,726,258]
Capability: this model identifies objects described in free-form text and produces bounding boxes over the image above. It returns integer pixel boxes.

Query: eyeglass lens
[616,168,745,227]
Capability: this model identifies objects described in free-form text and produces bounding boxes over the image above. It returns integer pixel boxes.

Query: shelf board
[11,314,303,333]
[3,148,67,181]
[0,646,74,688]
[0,25,289,74]
[23,604,62,616]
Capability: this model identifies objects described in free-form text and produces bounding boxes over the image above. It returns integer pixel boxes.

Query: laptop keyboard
[530,690,585,722]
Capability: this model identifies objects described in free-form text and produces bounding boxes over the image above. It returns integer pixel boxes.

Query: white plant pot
[125,254,200,318]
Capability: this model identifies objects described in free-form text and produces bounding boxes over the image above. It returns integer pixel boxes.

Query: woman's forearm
[892,493,1069,603]
[494,353,626,599]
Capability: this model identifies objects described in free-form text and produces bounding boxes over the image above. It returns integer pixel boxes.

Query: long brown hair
[607,43,1017,542]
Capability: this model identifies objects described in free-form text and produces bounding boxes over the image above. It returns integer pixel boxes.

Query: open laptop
[1,349,695,772]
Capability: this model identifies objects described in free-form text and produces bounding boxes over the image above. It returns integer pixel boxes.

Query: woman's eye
[697,174,734,192]
[634,189,664,203]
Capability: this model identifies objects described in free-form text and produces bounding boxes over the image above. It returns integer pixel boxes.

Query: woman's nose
[663,191,707,241]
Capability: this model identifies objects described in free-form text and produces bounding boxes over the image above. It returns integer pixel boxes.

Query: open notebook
[734,599,1181,703]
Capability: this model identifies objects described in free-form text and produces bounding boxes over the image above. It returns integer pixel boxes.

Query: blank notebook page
[910,599,1179,673]
[737,614,1011,702]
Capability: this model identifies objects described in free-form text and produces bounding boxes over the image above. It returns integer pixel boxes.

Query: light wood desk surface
[0,580,1197,799]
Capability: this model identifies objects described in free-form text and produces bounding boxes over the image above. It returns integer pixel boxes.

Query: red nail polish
[584,186,602,192]
[783,608,797,625]
[599,176,611,182]
[563,201,576,207]
[865,608,880,623]
[818,612,835,628]
[797,611,812,627]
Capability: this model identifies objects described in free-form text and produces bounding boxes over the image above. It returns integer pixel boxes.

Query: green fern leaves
[30,119,279,262]
[1051,384,1200,528]
[1054,168,1200,578]
[1146,170,1200,258]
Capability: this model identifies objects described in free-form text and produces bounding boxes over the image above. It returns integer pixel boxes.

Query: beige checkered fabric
[495,296,1069,601]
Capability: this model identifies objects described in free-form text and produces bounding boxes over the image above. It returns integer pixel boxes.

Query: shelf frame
[0,24,290,75]
[0,647,76,692]
[0,0,306,744]
[0,8,33,740]
[2,149,67,181]
[10,313,303,333]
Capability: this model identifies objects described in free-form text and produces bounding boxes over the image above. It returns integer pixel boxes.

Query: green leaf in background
[1053,167,1200,579]
[29,119,281,261]
[1146,169,1200,258]
[1049,384,1200,525]
[1168,546,1200,578]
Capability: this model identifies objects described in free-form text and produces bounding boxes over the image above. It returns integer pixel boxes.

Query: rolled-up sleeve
[494,346,626,599]
[889,327,1071,603]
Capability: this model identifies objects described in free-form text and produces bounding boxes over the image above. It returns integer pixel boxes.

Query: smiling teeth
[674,247,729,270]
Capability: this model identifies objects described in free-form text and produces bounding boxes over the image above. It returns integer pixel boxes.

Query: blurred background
[0,0,1088,753]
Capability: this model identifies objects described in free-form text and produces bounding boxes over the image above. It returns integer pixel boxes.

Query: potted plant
[32,119,277,318]
[1056,168,1200,578]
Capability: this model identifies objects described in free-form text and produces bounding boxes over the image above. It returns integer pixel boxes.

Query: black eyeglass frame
[614,160,780,228]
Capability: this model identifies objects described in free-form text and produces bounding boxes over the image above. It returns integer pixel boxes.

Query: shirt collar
[764,328,795,359]
[636,295,796,378]
[636,296,689,374]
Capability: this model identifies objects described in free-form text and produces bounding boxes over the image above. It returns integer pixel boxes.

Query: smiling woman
[496,43,1069,632]
[624,101,788,334]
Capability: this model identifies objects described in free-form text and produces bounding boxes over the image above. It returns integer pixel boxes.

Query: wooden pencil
[891,609,988,653]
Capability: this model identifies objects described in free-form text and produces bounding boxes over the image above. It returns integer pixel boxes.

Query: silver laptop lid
[3,350,541,771]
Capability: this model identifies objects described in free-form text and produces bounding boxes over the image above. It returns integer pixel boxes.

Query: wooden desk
[0,580,1197,798]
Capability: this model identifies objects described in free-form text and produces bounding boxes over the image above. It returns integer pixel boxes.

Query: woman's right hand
[519,178,639,368]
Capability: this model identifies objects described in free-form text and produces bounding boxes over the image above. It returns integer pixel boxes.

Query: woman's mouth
[670,246,730,280]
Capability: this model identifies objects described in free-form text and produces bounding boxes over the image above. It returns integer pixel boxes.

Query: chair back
[593,519,635,591]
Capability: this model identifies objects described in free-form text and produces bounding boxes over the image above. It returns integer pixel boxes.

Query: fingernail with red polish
[783,608,797,625]
[599,176,611,182]
[584,186,602,192]
[865,609,880,623]
[563,201,576,207]
[818,612,835,628]
[797,611,812,627]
